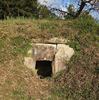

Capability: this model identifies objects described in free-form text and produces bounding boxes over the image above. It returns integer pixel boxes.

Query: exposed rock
[32,43,56,61]
[24,39,74,76]
[31,37,68,44]
[31,38,43,43]
[52,44,74,74]
[28,49,32,54]
[24,57,35,70]
[46,37,68,44]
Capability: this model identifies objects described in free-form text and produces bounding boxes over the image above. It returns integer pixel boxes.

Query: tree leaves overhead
[0,0,39,19]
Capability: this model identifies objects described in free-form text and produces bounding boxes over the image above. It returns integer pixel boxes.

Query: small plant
[31,70,34,76]
[67,61,71,72]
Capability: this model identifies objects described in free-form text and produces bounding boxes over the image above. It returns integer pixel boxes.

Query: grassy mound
[0,17,99,100]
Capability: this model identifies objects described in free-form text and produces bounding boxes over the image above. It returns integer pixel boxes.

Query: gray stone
[24,57,35,70]
[24,43,74,76]
[31,37,68,44]
[46,37,67,44]
[31,38,43,43]
[52,44,74,74]
[30,43,56,72]
[32,43,56,61]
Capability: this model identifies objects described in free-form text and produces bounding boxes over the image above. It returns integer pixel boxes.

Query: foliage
[38,5,51,19]
[78,10,89,18]
[0,0,39,19]
[65,4,91,20]
[64,4,76,19]
[38,4,58,19]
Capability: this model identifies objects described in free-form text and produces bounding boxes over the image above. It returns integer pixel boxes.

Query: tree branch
[49,8,75,17]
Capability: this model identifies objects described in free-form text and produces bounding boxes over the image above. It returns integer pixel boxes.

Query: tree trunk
[75,1,86,17]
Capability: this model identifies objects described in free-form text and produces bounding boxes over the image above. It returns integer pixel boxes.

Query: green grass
[0,16,99,100]
[10,37,32,57]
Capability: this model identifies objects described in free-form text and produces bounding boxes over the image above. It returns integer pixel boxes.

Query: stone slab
[52,44,74,74]
[46,37,67,44]
[32,43,56,61]
[24,57,35,70]
[31,37,68,44]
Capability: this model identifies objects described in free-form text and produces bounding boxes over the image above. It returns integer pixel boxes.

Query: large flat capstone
[31,37,68,44]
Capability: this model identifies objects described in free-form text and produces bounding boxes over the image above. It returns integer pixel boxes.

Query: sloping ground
[0,17,99,100]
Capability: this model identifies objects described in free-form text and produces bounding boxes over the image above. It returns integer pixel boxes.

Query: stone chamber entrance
[35,61,52,78]
[24,39,74,77]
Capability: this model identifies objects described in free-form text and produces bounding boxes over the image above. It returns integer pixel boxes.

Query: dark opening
[35,61,52,78]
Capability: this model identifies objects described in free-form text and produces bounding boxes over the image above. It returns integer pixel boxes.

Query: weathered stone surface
[46,37,67,44]
[28,49,32,54]
[52,44,74,74]
[24,42,74,76]
[32,43,56,61]
[31,37,68,44]
[24,57,35,70]
[31,38,43,43]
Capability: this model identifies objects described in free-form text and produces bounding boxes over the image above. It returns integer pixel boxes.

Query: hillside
[0,17,99,100]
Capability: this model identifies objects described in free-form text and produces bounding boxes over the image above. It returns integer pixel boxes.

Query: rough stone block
[24,57,35,70]
[32,43,56,61]
[52,44,74,74]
